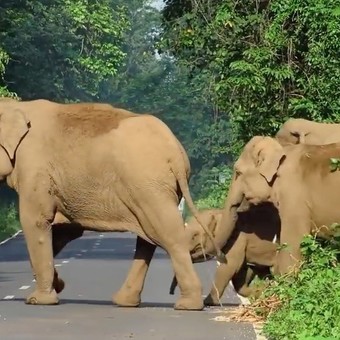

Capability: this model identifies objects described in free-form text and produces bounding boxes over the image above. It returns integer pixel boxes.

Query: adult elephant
[0,98,221,310]
[275,118,340,145]
[235,136,339,274]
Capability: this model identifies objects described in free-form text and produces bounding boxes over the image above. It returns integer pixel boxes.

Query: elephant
[0,98,223,310]
[236,136,340,274]
[275,118,340,146]
[184,136,274,264]
[170,203,280,305]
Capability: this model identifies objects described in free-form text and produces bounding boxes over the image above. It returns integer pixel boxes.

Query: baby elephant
[185,204,280,305]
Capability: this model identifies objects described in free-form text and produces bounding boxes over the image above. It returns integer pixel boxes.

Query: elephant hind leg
[137,201,204,310]
[112,236,156,307]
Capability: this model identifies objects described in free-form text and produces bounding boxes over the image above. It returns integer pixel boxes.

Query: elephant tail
[175,169,225,263]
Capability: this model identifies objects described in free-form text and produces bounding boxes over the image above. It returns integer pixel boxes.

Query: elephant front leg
[205,234,246,306]
[274,219,310,275]
[232,265,264,298]
[20,198,58,305]
[112,236,156,307]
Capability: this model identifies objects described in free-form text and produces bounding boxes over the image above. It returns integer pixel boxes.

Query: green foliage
[0,203,20,242]
[0,46,14,97]
[329,158,340,172]
[256,235,340,339]
[195,166,232,209]
[101,1,231,198]
[160,0,340,155]
[0,0,129,101]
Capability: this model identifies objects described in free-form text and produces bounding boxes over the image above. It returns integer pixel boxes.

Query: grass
[226,234,340,339]
[259,234,340,339]
[0,203,20,242]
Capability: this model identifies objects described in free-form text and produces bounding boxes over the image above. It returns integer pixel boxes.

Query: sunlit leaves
[161,0,340,155]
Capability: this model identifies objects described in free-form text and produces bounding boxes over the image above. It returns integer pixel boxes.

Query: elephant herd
[0,97,339,311]
[179,118,340,306]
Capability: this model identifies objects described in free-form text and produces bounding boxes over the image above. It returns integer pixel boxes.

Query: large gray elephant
[0,98,222,310]
[275,118,340,145]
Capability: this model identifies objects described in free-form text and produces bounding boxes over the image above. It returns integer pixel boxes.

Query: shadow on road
[0,233,170,262]
[4,297,240,309]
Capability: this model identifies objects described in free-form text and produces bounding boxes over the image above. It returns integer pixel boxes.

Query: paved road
[0,231,256,340]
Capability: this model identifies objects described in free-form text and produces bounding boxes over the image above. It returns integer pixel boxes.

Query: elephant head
[275,118,310,145]
[275,118,340,146]
[0,106,30,180]
[238,136,286,206]
[184,209,222,262]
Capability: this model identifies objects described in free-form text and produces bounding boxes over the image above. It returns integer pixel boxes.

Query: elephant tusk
[169,275,178,295]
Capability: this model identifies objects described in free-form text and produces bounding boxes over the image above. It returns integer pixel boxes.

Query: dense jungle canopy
[1,0,340,201]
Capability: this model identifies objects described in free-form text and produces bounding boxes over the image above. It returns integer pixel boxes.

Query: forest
[0,1,340,338]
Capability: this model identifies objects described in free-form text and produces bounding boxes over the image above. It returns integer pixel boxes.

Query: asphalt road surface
[0,231,256,340]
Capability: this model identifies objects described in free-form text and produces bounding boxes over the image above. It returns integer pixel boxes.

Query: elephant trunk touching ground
[190,174,244,263]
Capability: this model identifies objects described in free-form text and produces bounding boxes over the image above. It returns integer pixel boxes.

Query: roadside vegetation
[0,203,20,242]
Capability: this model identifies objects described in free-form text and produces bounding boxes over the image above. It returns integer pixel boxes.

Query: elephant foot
[53,277,65,294]
[204,294,221,306]
[112,290,141,307]
[25,289,59,305]
[174,296,204,311]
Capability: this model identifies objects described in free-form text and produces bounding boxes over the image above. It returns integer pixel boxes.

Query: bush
[0,203,20,242]
[254,235,340,339]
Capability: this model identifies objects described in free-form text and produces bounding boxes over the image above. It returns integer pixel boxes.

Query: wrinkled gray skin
[276,118,340,146]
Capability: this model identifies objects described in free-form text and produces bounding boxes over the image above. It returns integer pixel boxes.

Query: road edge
[237,294,267,340]
[0,229,22,246]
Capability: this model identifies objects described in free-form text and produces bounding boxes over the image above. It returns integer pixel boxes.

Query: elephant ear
[0,109,30,160]
[258,149,286,184]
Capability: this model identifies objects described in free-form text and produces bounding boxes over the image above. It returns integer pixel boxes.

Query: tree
[160,0,340,155]
[102,1,231,197]
[0,0,129,101]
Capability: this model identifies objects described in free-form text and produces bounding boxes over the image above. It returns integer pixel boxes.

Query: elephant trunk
[192,175,243,262]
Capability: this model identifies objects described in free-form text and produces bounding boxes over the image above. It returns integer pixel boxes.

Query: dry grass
[211,294,282,326]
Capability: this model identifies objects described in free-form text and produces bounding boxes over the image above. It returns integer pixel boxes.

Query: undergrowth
[254,234,340,339]
[0,203,20,242]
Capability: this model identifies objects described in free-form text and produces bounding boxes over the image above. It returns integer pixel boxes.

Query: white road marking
[3,295,15,300]
[81,249,87,253]
[55,264,62,267]
[99,234,104,237]
[62,260,69,264]
[95,243,100,246]
[0,230,22,246]
[19,285,30,290]
[76,253,82,256]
